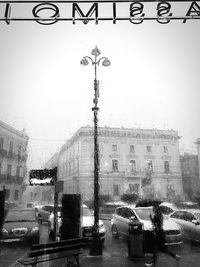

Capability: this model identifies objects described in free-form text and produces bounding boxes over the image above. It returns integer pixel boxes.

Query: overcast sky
[0,1,199,169]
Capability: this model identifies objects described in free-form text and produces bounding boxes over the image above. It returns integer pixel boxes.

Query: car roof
[104,201,128,206]
[133,206,153,210]
[7,208,36,212]
[41,204,88,209]
[160,202,176,207]
[171,209,200,214]
[116,205,152,210]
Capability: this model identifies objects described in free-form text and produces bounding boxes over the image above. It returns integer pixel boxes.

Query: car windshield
[43,205,62,213]
[82,207,93,217]
[43,206,54,213]
[134,208,153,221]
[5,210,36,222]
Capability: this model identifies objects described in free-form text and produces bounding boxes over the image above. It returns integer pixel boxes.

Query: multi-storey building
[180,153,199,199]
[196,138,200,183]
[0,120,29,203]
[57,126,183,201]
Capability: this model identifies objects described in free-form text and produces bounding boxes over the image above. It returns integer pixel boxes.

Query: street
[1,219,200,267]
[0,242,30,267]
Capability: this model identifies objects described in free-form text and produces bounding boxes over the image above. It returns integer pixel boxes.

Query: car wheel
[111,224,119,239]
[49,230,54,240]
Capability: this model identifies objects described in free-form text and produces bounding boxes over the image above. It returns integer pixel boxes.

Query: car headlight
[99,223,106,233]
[2,228,8,235]
[31,226,39,233]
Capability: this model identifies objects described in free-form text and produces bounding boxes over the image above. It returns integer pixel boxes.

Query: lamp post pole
[81,47,110,255]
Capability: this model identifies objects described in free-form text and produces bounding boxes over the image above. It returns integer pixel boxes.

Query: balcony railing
[0,148,28,162]
[17,153,28,162]
[0,174,7,183]
[0,174,24,185]
[5,174,13,184]
[16,176,24,185]
[0,148,7,157]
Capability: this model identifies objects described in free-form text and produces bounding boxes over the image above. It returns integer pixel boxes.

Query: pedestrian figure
[145,203,181,267]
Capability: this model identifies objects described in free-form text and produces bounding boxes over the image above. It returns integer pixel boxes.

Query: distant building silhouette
[41,126,183,202]
[180,153,199,199]
[0,120,29,203]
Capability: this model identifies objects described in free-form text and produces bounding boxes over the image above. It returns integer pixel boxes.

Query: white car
[81,204,106,243]
[170,209,200,243]
[159,202,177,216]
[47,204,106,243]
[111,205,182,246]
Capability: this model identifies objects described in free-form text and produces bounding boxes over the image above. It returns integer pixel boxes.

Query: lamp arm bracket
[83,56,94,64]
[97,57,108,65]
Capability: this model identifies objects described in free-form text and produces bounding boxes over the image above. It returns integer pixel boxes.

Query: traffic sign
[29,167,57,186]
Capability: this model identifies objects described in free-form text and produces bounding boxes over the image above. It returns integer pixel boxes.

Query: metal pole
[53,167,58,241]
[0,186,5,255]
[90,55,102,256]
[81,47,110,255]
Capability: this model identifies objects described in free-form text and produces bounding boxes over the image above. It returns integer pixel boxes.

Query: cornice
[0,120,29,140]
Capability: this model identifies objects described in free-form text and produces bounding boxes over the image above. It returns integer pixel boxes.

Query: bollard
[39,220,50,244]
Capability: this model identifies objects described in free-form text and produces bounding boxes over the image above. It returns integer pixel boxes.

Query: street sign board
[29,167,57,186]
[0,1,200,25]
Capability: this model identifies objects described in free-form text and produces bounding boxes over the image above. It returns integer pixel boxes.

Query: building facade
[196,138,200,183]
[0,120,29,203]
[180,153,199,200]
[57,126,183,202]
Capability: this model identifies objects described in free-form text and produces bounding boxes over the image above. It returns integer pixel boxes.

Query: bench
[17,237,89,267]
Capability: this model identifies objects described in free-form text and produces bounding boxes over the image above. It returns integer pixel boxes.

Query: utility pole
[80,47,111,255]
[53,167,58,241]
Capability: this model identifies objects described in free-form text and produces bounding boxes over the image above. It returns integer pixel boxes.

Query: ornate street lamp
[81,46,110,255]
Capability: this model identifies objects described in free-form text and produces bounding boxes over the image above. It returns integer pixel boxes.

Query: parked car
[111,205,182,246]
[169,209,200,243]
[135,199,177,216]
[46,204,106,243]
[159,202,177,216]
[81,204,106,243]
[99,201,128,220]
[1,208,40,244]
[5,201,18,210]
[37,204,62,232]
[26,202,36,209]
[41,204,62,214]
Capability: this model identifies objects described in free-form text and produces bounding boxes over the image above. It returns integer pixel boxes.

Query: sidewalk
[79,250,185,267]
[80,251,146,267]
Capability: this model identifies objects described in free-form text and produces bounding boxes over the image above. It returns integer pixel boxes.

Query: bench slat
[18,249,80,266]
[31,237,88,250]
[29,244,83,257]
[18,237,88,266]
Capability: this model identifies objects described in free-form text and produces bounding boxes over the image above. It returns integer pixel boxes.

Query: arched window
[164,161,170,173]
[130,160,136,172]
[112,159,118,172]
[147,160,153,172]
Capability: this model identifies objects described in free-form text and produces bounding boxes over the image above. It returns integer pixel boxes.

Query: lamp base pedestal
[89,232,103,256]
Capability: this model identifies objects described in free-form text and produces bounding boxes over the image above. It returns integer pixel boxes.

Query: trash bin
[143,231,155,266]
[128,221,143,258]
[143,230,155,254]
